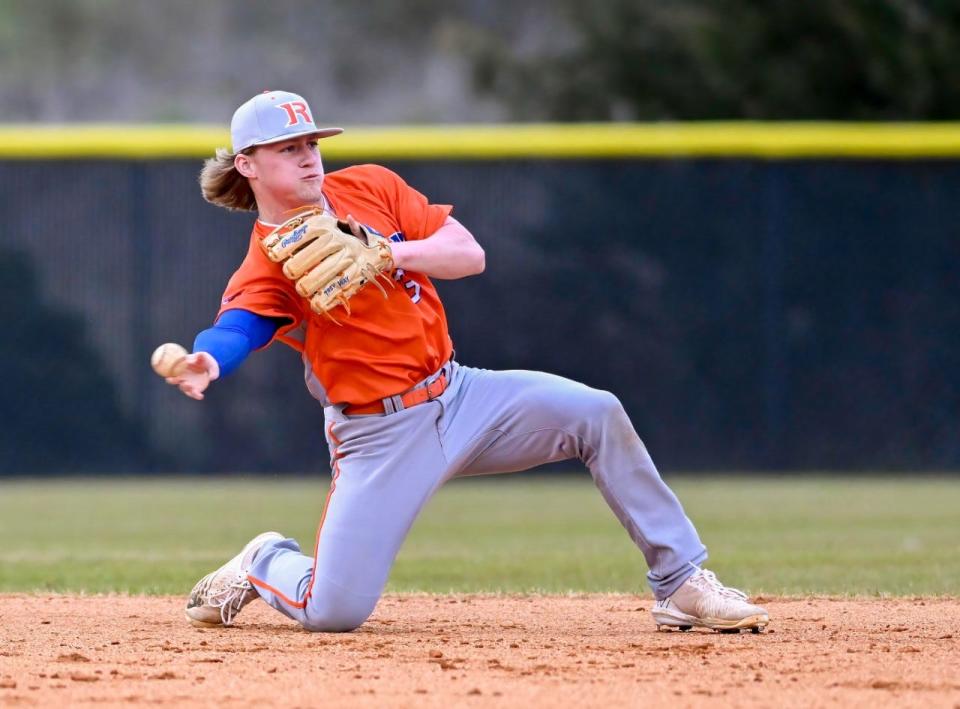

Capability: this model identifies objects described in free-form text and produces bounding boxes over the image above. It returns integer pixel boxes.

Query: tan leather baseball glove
[260,208,394,321]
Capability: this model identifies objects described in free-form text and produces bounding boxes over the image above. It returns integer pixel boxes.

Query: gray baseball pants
[247,361,707,632]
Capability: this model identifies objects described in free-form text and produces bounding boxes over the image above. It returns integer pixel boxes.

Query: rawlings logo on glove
[260,208,394,322]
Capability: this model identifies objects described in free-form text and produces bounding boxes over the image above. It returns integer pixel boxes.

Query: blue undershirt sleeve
[193,309,285,377]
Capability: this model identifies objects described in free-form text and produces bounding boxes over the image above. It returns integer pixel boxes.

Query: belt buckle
[424,373,445,401]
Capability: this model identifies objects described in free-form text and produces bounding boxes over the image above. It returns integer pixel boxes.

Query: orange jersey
[217,164,453,406]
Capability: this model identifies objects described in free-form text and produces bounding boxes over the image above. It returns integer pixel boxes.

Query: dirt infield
[0,595,958,708]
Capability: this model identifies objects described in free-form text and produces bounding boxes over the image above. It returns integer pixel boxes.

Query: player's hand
[166,352,220,401]
[341,214,367,242]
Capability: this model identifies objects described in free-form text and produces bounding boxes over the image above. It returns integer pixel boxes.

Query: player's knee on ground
[300,586,378,633]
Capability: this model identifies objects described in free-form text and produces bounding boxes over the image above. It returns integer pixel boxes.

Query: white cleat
[184,531,284,628]
[652,568,769,633]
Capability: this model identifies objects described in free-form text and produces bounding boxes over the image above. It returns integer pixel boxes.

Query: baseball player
[167,90,769,634]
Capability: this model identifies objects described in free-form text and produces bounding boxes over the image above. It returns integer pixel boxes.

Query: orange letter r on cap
[277,101,313,127]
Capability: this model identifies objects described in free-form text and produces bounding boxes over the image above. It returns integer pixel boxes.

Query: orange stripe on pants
[247,421,343,609]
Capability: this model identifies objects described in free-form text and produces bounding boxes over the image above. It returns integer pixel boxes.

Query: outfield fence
[1,124,957,473]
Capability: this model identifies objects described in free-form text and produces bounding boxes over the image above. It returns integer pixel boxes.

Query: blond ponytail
[199,148,257,211]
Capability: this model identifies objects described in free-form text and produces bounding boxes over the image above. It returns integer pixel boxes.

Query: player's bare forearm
[389,217,485,279]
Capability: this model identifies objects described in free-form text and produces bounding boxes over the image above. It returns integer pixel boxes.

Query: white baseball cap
[230,90,343,153]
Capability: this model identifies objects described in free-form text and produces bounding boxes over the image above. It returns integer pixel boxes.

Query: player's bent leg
[244,407,448,632]
[567,385,710,599]
[443,366,768,631]
[443,367,707,599]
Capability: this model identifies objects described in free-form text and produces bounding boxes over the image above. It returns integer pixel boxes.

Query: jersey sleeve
[368,165,452,241]
[216,238,305,351]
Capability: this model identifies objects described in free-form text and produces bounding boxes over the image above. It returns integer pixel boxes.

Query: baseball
[150,342,188,378]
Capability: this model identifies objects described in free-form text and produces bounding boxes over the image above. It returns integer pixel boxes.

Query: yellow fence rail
[3,122,960,159]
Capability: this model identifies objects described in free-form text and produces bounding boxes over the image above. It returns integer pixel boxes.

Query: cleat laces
[688,569,750,603]
[192,571,254,626]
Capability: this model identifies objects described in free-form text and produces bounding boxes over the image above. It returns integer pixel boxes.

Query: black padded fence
[1,158,957,474]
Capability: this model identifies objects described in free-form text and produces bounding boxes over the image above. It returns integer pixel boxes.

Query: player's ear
[235,151,256,179]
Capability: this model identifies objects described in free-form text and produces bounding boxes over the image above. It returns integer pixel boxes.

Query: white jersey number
[393,268,422,304]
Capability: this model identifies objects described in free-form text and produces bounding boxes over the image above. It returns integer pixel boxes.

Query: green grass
[0,476,957,596]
